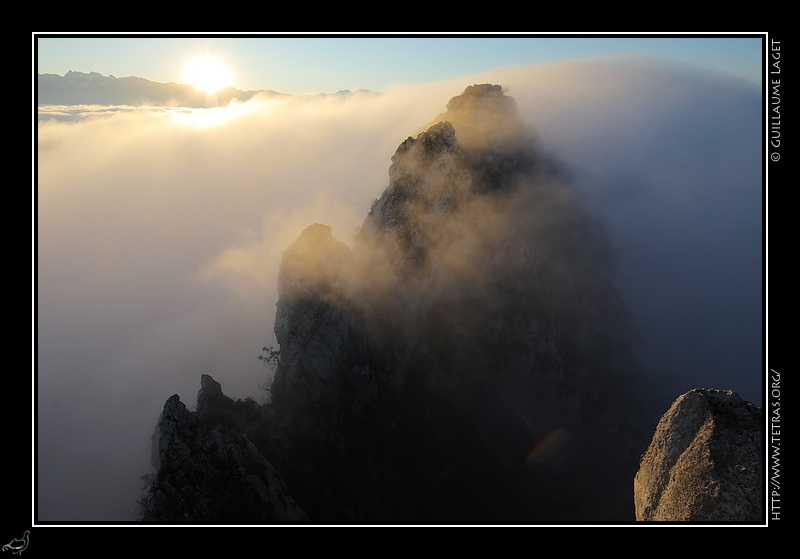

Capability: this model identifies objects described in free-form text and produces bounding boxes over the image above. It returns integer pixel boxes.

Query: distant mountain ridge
[36,70,376,108]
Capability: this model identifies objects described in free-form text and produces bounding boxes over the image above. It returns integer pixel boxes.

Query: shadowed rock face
[266,84,658,523]
[634,389,763,522]
[139,377,308,523]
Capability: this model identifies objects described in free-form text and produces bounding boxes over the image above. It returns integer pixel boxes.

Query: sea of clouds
[35,54,762,521]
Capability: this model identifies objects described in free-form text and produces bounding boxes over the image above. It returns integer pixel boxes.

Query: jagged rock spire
[264,84,654,522]
[140,378,308,523]
[141,84,661,524]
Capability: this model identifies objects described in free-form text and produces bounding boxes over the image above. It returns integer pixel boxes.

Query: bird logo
[2,531,29,555]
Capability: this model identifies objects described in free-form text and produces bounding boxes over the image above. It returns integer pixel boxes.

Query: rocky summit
[634,389,763,522]
[140,84,664,524]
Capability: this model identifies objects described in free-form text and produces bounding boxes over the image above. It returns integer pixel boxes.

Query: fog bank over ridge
[36,55,762,521]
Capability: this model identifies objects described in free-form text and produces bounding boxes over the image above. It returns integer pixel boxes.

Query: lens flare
[524,427,568,465]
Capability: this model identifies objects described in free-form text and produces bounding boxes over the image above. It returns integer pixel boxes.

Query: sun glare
[183,55,233,94]
[170,99,256,129]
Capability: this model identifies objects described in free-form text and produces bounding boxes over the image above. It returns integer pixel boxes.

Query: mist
[35,55,762,522]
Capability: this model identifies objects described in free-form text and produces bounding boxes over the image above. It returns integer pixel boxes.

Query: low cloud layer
[35,55,762,521]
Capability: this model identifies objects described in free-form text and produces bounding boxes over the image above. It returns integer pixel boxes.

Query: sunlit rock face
[634,389,763,522]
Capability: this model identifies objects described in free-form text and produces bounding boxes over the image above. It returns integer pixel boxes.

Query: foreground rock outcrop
[633,389,763,522]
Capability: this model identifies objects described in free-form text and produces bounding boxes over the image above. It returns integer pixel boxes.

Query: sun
[183,55,233,94]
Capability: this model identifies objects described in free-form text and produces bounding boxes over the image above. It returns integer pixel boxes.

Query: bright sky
[34,33,765,95]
